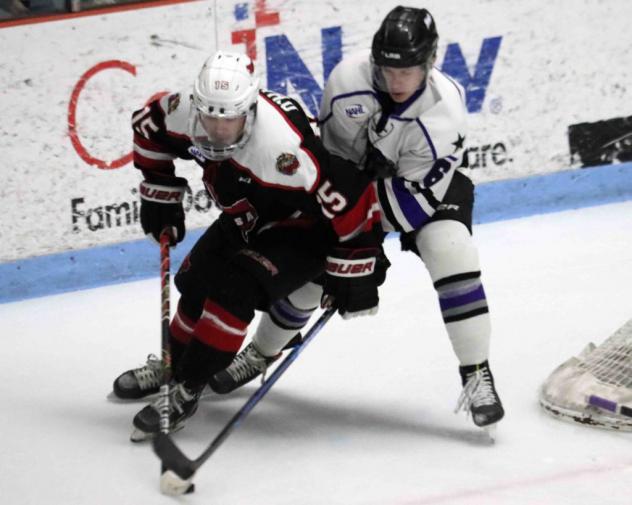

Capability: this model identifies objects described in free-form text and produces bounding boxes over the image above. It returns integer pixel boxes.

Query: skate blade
[130,428,155,443]
[130,423,185,443]
[111,386,213,403]
[107,391,158,403]
[483,423,498,443]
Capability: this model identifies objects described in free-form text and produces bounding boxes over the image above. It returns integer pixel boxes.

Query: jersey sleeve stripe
[131,108,147,124]
[377,177,441,232]
[300,146,322,193]
[390,177,432,229]
[335,201,381,242]
[133,150,175,171]
[133,143,176,161]
[331,187,381,241]
[407,179,441,209]
[415,118,438,161]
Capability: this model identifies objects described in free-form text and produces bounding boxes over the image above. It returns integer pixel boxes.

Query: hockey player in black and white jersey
[211,7,505,433]
[111,51,385,440]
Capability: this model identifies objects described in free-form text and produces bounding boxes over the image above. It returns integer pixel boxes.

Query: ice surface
[2,201,632,505]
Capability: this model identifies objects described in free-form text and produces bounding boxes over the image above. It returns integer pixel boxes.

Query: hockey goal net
[539,319,632,431]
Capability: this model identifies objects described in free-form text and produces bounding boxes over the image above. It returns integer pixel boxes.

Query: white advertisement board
[1,0,631,262]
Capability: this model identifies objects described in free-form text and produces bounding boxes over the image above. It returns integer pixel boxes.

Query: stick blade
[153,432,197,480]
[160,469,195,496]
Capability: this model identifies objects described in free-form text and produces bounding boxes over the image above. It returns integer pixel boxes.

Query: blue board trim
[1,162,631,304]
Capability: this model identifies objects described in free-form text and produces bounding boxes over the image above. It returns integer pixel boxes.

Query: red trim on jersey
[298,146,322,193]
[133,151,175,172]
[331,185,381,239]
[259,92,305,139]
[192,300,249,352]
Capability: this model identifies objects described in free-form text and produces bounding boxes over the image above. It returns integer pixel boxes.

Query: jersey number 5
[316,180,348,219]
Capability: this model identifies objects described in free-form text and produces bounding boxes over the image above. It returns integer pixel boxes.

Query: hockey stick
[157,232,172,437]
[156,231,198,492]
[153,306,337,495]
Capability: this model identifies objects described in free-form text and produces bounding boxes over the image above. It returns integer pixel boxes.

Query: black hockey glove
[321,247,380,320]
[139,177,188,245]
[364,144,397,179]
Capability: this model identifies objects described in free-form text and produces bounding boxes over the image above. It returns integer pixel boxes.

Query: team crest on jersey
[167,93,180,114]
[345,104,366,119]
[276,153,299,175]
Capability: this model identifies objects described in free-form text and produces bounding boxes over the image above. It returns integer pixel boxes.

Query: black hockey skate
[209,342,280,394]
[130,382,201,442]
[456,361,504,437]
[112,354,162,400]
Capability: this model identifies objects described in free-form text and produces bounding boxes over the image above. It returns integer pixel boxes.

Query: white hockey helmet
[189,51,260,160]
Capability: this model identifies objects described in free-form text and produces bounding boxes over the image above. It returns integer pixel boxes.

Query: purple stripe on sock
[271,299,312,326]
[439,285,486,311]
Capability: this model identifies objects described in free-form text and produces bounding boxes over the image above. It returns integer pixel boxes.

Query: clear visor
[370,55,433,93]
[189,109,247,160]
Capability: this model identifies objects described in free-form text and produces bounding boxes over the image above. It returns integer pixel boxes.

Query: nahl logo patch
[345,104,366,118]
[276,152,299,175]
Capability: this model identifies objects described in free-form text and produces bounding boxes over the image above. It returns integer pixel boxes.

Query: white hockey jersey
[132,88,381,246]
[319,53,469,233]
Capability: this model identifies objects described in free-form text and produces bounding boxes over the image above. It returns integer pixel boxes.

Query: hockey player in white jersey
[210,6,505,432]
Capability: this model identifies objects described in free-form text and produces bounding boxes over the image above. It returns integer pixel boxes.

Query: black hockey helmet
[371,6,438,68]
